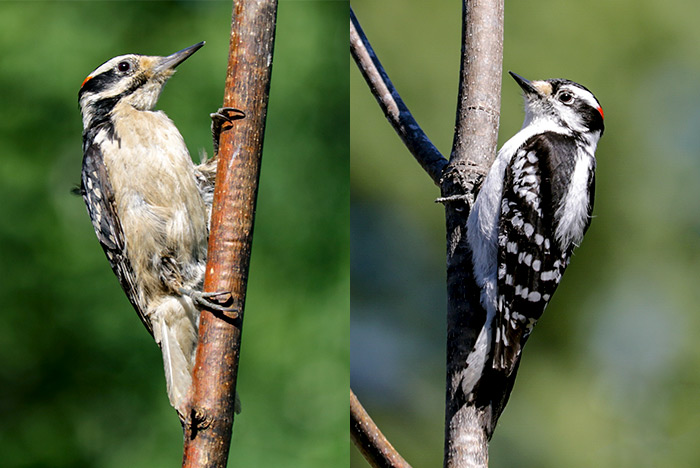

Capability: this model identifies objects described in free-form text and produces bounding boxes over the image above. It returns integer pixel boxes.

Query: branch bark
[351,389,412,468]
[182,1,277,466]
[441,1,504,467]
[350,7,447,186]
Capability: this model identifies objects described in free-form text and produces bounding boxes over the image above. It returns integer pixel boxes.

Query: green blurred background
[352,1,700,467]
[0,1,348,467]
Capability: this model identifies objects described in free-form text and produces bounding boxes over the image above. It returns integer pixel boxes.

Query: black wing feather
[81,141,153,336]
[492,134,581,376]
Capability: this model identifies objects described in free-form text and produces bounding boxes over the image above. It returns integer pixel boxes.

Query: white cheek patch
[553,104,585,133]
[554,84,604,131]
[83,55,142,99]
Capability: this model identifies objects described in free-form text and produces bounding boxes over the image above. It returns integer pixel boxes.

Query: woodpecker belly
[102,104,208,306]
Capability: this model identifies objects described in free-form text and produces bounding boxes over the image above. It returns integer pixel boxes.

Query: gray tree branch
[441,1,504,467]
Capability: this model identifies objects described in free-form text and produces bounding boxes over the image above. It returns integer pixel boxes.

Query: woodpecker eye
[117,61,131,73]
[558,91,574,104]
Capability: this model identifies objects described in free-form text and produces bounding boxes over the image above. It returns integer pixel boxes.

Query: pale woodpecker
[78,42,243,423]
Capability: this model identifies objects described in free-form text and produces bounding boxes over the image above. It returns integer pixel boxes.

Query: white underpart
[554,148,595,249]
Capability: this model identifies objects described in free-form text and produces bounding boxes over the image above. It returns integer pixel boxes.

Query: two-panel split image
[0,1,697,467]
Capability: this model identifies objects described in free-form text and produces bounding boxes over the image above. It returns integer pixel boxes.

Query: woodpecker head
[509,71,604,140]
[78,42,204,130]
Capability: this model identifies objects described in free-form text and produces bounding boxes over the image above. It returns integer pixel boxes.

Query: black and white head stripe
[510,72,604,137]
[78,43,204,131]
[78,55,151,131]
[544,78,604,134]
[79,55,144,98]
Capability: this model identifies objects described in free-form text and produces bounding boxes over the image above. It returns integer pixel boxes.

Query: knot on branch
[465,104,500,119]
[438,161,488,211]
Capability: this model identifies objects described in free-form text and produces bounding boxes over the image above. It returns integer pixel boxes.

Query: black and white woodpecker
[464,72,604,435]
[78,42,243,423]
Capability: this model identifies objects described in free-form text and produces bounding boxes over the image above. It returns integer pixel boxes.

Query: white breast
[554,150,594,250]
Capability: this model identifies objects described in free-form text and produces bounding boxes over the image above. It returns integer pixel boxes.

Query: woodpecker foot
[435,194,473,206]
[179,287,238,316]
[211,107,245,156]
[211,107,245,127]
[187,407,213,439]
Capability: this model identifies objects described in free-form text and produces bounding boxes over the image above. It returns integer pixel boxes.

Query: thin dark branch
[441,0,504,467]
[351,389,412,468]
[182,0,277,466]
[350,8,448,186]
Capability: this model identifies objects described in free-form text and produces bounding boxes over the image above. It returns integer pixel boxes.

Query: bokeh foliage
[351,0,700,467]
[0,1,348,467]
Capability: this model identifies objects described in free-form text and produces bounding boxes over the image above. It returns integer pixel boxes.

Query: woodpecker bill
[78,42,243,423]
[465,71,604,435]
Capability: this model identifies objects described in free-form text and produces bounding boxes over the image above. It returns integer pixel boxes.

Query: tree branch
[441,1,504,467]
[350,8,448,186]
[449,1,503,165]
[351,389,412,468]
[182,1,277,466]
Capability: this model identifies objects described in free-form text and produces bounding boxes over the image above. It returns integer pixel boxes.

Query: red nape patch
[81,75,93,88]
[597,106,604,120]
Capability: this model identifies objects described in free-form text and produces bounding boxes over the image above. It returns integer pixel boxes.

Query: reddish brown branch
[351,389,412,468]
[182,0,278,466]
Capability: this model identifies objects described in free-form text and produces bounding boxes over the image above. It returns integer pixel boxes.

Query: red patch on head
[81,75,93,88]
[597,106,604,120]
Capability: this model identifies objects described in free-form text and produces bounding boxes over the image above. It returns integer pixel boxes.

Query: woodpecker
[465,72,604,435]
[78,42,244,423]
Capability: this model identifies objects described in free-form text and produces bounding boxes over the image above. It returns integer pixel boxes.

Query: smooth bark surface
[182,1,277,466]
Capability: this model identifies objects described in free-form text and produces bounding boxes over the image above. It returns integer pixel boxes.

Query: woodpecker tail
[152,296,200,422]
[152,295,241,424]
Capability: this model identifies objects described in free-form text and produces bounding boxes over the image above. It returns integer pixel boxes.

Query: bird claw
[210,107,245,156]
[210,107,245,124]
[179,287,237,315]
[211,107,245,133]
